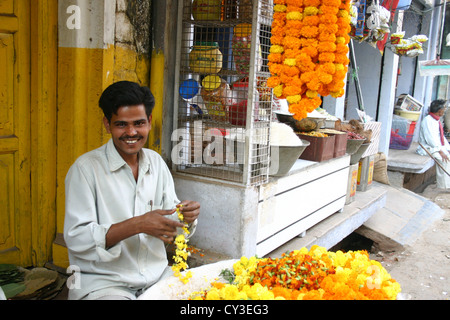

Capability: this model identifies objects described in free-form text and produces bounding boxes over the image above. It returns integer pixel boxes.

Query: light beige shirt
[64,139,189,300]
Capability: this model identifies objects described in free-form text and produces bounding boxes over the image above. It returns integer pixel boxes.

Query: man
[416,99,450,190]
[64,81,200,300]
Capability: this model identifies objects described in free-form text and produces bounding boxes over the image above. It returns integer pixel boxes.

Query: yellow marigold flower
[305,89,318,98]
[286,94,301,104]
[286,11,303,20]
[303,6,319,16]
[270,45,284,54]
[273,85,284,98]
[274,4,287,12]
[206,289,221,300]
[283,58,297,66]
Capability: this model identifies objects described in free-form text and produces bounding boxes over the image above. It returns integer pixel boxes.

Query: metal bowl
[274,111,324,132]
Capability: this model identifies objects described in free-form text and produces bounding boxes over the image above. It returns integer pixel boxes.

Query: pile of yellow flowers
[267,0,351,120]
[190,245,401,300]
[172,205,192,284]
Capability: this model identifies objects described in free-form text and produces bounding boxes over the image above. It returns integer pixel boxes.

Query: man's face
[103,104,152,161]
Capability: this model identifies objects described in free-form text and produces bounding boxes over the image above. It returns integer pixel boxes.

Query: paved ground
[368,183,450,300]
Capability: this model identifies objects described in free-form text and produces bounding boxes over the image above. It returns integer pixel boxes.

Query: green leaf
[1,283,26,299]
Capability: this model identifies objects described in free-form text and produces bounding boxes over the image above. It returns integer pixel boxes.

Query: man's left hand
[177,200,200,224]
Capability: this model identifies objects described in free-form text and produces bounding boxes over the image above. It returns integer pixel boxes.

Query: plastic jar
[192,0,221,21]
[201,75,230,122]
[189,42,223,74]
[232,24,252,74]
[229,79,248,126]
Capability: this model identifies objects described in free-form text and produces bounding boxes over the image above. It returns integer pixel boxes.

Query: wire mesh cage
[172,0,274,186]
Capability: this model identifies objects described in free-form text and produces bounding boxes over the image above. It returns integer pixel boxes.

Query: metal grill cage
[173,0,273,186]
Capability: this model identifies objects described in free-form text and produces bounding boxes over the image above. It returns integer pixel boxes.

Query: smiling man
[64,81,200,300]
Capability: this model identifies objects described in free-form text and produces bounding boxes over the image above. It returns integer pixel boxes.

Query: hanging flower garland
[268,0,352,120]
[172,204,193,284]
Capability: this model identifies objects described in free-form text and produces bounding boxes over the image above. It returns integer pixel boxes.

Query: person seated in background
[416,99,450,190]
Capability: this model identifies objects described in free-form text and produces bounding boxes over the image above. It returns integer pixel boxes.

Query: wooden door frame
[29,0,58,267]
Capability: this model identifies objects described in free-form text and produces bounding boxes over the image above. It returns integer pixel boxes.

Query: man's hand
[177,200,200,224]
[439,150,449,162]
[139,209,186,243]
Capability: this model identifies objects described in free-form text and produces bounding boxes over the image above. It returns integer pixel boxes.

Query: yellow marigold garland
[190,245,401,300]
[172,204,193,284]
[268,0,351,120]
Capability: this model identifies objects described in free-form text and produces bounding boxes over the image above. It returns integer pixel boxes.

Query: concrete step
[356,185,445,251]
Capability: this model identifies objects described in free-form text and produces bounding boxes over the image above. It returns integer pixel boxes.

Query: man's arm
[105,209,185,248]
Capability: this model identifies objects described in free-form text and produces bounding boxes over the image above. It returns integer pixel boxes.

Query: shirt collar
[106,138,151,174]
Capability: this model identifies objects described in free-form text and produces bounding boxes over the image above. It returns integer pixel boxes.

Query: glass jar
[232,23,252,75]
[189,42,223,74]
[201,75,230,122]
[192,0,221,21]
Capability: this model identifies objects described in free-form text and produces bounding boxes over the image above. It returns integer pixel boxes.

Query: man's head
[99,81,155,122]
[99,81,155,161]
[430,99,447,116]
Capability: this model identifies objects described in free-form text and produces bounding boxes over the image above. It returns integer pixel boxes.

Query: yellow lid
[202,75,221,90]
[234,23,252,37]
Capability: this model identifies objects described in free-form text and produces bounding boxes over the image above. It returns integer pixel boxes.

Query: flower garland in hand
[172,204,193,284]
[268,0,351,120]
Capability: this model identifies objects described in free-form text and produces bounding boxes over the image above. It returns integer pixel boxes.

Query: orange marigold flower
[318,52,335,63]
[303,15,320,26]
[268,62,283,75]
[300,46,318,59]
[283,36,302,49]
[318,32,336,42]
[271,26,286,37]
[317,41,336,53]
[268,53,283,63]
[334,53,349,65]
[319,13,338,24]
[267,76,281,88]
[303,0,320,6]
[283,65,300,77]
[286,0,303,5]
[318,23,338,34]
[326,0,341,7]
[300,25,319,38]
[319,5,339,15]
[274,0,287,4]
[335,43,349,55]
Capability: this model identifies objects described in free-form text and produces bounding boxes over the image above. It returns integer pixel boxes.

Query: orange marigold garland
[267,0,351,120]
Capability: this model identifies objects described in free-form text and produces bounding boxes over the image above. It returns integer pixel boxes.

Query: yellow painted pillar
[53,0,115,269]
[149,50,165,154]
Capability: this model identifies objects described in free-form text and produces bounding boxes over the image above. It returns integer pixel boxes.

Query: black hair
[429,99,447,114]
[99,81,155,122]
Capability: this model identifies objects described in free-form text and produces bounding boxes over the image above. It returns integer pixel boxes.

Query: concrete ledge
[265,182,387,258]
[387,142,434,174]
[356,185,445,251]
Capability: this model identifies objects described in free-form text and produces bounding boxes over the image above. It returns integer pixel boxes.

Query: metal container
[269,141,310,176]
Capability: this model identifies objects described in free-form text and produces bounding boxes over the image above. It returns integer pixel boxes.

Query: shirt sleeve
[420,116,445,154]
[63,160,121,263]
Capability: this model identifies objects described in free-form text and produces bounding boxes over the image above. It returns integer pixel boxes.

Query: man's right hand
[439,150,449,162]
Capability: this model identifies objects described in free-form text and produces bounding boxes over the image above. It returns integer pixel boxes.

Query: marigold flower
[274,4,287,12]
[303,0,320,6]
[302,15,320,26]
[303,6,319,16]
[286,11,303,20]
